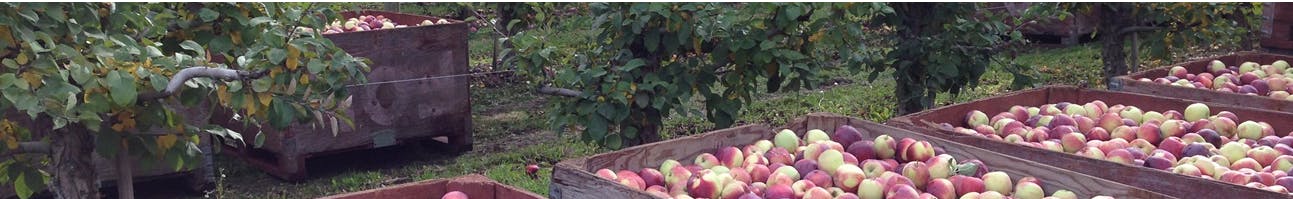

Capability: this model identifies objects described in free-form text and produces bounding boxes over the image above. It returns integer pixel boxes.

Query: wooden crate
[550,113,1172,199]
[321,174,544,199]
[215,10,472,180]
[1263,3,1293,52]
[887,85,1293,199]
[1112,51,1293,114]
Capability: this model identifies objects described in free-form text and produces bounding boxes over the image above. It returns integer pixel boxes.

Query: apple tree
[0,3,367,198]
[1084,3,1261,88]
[514,2,892,148]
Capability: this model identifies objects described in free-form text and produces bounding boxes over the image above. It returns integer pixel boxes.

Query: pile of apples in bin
[1140,59,1292,101]
[321,15,451,34]
[597,125,1112,199]
[944,101,1293,194]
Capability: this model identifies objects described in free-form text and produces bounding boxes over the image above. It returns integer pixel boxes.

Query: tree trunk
[893,3,937,116]
[1100,3,1131,89]
[116,140,134,199]
[50,128,97,198]
[497,3,517,69]
[382,2,399,12]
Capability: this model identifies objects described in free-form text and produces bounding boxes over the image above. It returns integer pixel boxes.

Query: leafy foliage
[864,3,1064,114]
[0,3,367,198]
[511,3,891,148]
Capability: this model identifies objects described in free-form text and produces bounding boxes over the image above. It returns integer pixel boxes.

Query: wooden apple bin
[887,85,1293,198]
[215,10,472,180]
[1112,51,1293,114]
[550,113,1170,199]
[320,174,544,199]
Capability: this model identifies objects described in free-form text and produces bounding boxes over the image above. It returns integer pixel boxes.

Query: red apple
[442,191,469,199]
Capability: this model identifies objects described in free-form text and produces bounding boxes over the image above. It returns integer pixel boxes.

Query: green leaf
[209,36,233,54]
[249,17,275,26]
[268,98,295,129]
[622,59,645,71]
[603,135,622,149]
[179,40,204,57]
[14,168,40,199]
[198,8,220,22]
[251,78,272,93]
[268,48,286,64]
[254,130,266,148]
[0,73,14,89]
[106,71,137,106]
[586,114,608,140]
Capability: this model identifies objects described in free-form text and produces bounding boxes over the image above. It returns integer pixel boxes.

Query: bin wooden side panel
[552,113,1172,199]
[1115,51,1293,114]
[888,86,1293,199]
[321,174,543,199]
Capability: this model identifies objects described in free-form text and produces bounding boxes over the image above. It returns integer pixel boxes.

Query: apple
[1220,142,1252,163]
[1137,123,1162,144]
[806,129,832,144]
[442,191,469,199]
[667,166,694,188]
[857,179,885,199]
[901,161,931,189]
[1014,181,1044,199]
[696,153,721,169]
[1106,148,1136,165]
[1272,155,1293,172]
[871,135,899,160]
[640,168,665,188]
[1086,127,1110,141]
[803,186,833,199]
[885,184,920,199]
[862,160,888,179]
[792,180,817,198]
[804,170,834,188]
[1050,190,1077,199]
[1079,147,1107,159]
[925,154,955,179]
[596,169,618,181]
[1212,117,1238,137]
[1231,158,1263,171]
[1173,163,1204,176]
[981,171,1012,194]
[719,181,749,199]
[775,129,802,152]
[967,110,990,127]
[795,159,820,178]
[1248,146,1281,166]
[925,178,955,199]
[848,140,878,160]
[946,175,983,196]
[899,139,935,163]
[819,149,847,175]
[1237,121,1266,140]
[1120,106,1144,124]
[1197,129,1224,146]
[1159,137,1187,158]
[766,147,797,166]
[1160,120,1186,138]
[835,125,866,147]
[1145,155,1175,170]
[618,170,647,190]
[718,147,747,168]
[1142,111,1165,124]
[764,183,795,199]
[1184,103,1211,122]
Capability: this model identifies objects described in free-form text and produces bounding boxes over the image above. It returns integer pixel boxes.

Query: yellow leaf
[20,71,41,88]
[156,134,177,152]
[299,73,310,85]
[245,94,257,117]
[3,137,15,150]
[286,46,300,70]
[258,92,272,106]
[217,86,230,105]
[15,52,28,65]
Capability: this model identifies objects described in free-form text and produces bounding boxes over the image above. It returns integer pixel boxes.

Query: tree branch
[536,86,581,98]
[1117,26,1162,36]
[0,141,51,158]
[138,67,269,101]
